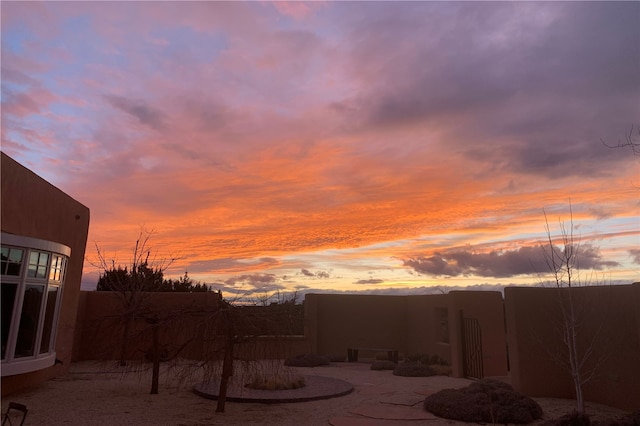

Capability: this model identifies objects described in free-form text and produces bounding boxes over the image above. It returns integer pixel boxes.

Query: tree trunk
[216,313,234,413]
[119,318,131,366]
[151,323,160,394]
[566,297,585,414]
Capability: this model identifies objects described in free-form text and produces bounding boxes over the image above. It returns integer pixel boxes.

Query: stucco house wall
[1,152,90,396]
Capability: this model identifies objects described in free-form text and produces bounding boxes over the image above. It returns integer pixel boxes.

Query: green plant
[393,361,435,377]
[284,353,330,367]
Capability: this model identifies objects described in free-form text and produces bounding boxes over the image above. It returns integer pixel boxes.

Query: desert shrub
[405,353,449,366]
[429,355,448,365]
[429,364,452,376]
[583,410,640,426]
[326,353,346,362]
[371,360,397,370]
[629,410,640,425]
[592,410,640,426]
[405,353,430,364]
[284,353,330,367]
[424,379,543,424]
[393,361,436,377]
[549,410,591,426]
[245,373,305,391]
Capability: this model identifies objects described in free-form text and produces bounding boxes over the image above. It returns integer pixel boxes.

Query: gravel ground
[1,360,632,425]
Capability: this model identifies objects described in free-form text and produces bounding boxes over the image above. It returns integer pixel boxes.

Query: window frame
[435,307,450,344]
[1,233,70,376]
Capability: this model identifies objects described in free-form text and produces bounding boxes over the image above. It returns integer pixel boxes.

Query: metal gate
[461,315,483,379]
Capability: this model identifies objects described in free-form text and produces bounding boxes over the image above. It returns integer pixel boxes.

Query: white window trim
[1,233,70,377]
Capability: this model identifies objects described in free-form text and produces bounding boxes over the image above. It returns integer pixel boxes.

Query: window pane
[49,256,58,280]
[436,308,449,344]
[9,249,23,263]
[1,247,8,274]
[37,265,47,278]
[1,248,6,275]
[27,252,38,278]
[14,285,44,358]
[1,247,23,276]
[1,284,18,359]
[27,251,49,279]
[49,255,65,281]
[40,286,60,354]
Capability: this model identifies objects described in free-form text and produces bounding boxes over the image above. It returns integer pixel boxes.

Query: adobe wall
[75,291,223,361]
[405,294,451,363]
[304,294,408,358]
[74,291,309,362]
[449,291,508,378]
[505,284,640,411]
[304,291,508,379]
[1,153,90,396]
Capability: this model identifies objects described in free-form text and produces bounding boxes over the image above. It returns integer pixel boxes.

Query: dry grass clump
[393,361,436,377]
[547,409,640,426]
[545,410,591,426]
[284,353,330,367]
[423,379,543,424]
[245,373,306,391]
[370,360,397,371]
[608,410,640,426]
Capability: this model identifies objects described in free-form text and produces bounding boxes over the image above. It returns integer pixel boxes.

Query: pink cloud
[272,1,325,20]
[3,1,638,290]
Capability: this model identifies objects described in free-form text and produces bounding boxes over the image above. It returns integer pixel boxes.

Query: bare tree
[601,124,640,156]
[92,229,176,366]
[188,291,305,413]
[541,208,608,415]
[91,236,303,402]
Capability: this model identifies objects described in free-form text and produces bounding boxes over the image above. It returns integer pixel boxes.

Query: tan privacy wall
[1,153,90,396]
[305,294,408,359]
[304,292,508,379]
[405,294,453,365]
[505,284,640,411]
[448,291,509,378]
[73,291,310,363]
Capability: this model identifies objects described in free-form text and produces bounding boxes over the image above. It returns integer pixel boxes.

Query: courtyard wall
[505,284,640,411]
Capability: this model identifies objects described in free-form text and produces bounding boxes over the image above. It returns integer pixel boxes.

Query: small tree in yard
[541,208,609,416]
[93,230,176,366]
[190,292,305,413]
[93,234,302,402]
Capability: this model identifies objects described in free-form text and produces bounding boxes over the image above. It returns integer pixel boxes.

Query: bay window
[1,233,70,376]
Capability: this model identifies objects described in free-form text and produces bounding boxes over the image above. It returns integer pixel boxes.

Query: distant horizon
[80,280,639,304]
[3,1,638,297]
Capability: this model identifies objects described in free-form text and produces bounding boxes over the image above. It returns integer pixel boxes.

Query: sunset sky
[2,1,639,299]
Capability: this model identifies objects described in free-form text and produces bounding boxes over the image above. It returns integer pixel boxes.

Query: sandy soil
[1,360,632,425]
